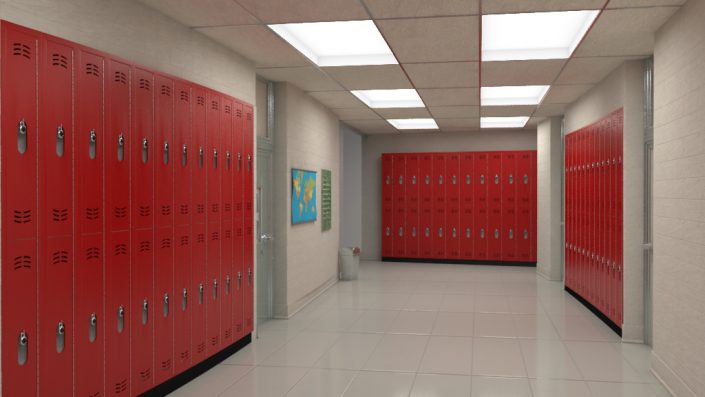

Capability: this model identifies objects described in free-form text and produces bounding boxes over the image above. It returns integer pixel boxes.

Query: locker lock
[509,229,514,239]
[466,175,470,185]
[213,149,218,169]
[247,154,252,171]
[452,228,457,238]
[494,229,499,239]
[385,227,390,237]
[480,228,485,238]
[399,227,403,237]
[18,330,28,366]
[89,130,97,160]
[480,175,485,184]
[18,119,28,154]
[385,175,390,185]
[412,175,416,185]
[213,279,218,300]
[163,141,169,165]
[226,151,231,170]
[142,138,149,164]
[56,125,65,157]
[494,174,499,184]
[466,228,471,238]
[56,321,66,353]
[182,288,188,311]
[237,272,242,290]
[163,293,170,318]
[523,230,529,240]
[509,174,514,185]
[438,228,443,237]
[439,175,443,185]
[411,227,416,237]
[182,144,188,166]
[399,175,403,185]
[425,175,430,184]
[142,299,149,325]
[425,227,430,237]
[452,175,457,185]
[226,275,231,295]
[118,134,125,162]
[237,152,242,171]
[524,174,528,184]
[117,305,125,333]
[89,313,97,343]
[199,147,204,168]
[199,283,204,304]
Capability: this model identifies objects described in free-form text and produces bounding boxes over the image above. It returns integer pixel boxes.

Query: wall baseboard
[565,287,622,337]
[277,275,338,319]
[383,257,536,267]
[651,351,698,397]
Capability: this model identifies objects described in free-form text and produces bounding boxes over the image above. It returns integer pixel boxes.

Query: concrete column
[537,117,564,281]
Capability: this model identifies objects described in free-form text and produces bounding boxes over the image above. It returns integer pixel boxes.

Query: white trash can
[339,247,360,280]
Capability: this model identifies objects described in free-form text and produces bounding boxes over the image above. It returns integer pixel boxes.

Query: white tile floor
[169,261,671,397]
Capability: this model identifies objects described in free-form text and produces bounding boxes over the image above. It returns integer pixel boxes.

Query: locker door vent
[12,42,31,59]
[139,368,151,382]
[114,244,128,256]
[138,78,151,91]
[211,232,219,241]
[224,229,232,239]
[236,203,242,211]
[86,247,101,260]
[236,228,243,238]
[179,91,189,102]
[197,204,205,214]
[160,85,171,97]
[52,53,68,69]
[246,113,253,121]
[51,251,69,265]
[179,236,189,246]
[114,206,127,219]
[224,328,232,340]
[224,203,231,213]
[52,208,69,222]
[85,63,101,77]
[179,205,189,215]
[85,207,100,221]
[196,343,205,353]
[225,105,232,114]
[210,335,219,346]
[210,101,219,110]
[139,240,151,253]
[114,378,128,394]
[160,359,172,371]
[236,109,242,117]
[160,238,171,249]
[13,255,32,270]
[139,206,151,217]
[13,209,32,224]
[161,205,171,216]
[196,96,205,106]
[197,234,205,244]
[211,203,219,213]
[246,202,252,211]
[179,349,190,360]
[113,71,127,85]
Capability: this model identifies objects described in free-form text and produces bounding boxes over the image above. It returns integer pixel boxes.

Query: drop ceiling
[140,0,683,134]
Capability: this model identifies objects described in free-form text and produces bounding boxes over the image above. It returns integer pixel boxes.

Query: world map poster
[291,168,317,224]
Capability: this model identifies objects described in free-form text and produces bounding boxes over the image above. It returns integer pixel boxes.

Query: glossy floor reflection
[169,261,669,397]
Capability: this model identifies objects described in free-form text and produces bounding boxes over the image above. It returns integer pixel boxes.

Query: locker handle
[89,313,97,343]
[117,305,125,333]
[237,152,242,171]
[509,229,514,239]
[248,268,252,287]
[466,228,470,238]
[524,174,529,184]
[385,175,390,185]
[213,149,218,169]
[56,125,65,157]
[480,228,485,238]
[237,272,242,290]
[18,330,28,366]
[411,227,416,237]
[523,230,528,240]
[452,228,457,238]
[412,175,416,185]
[385,227,390,237]
[247,154,252,171]
[399,227,403,237]
[118,134,125,162]
[509,174,514,185]
[480,175,485,184]
[494,229,499,239]
[163,293,169,317]
[439,175,443,185]
[182,288,188,311]
[56,321,65,353]
[425,175,430,185]
[163,141,169,165]
[182,144,187,167]
[142,138,149,164]
[425,227,430,237]
[452,175,457,185]
[199,147,204,168]
[226,275,231,295]
[89,130,98,160]
[199,283,204,304]
[226,151,231,170]
[18,119,28,154]
[494,174,499,184]
[142,299,149,325]
[438,228,443,237]
[399,175,403,185]
[466,175,470,185]
[213,279,218,300]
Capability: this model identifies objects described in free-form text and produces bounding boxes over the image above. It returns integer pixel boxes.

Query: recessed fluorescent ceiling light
[481,117,529,129]
[481,85,550,106]
[268,20,396,66]
[482,10,599,61]
[351,89,424,108]
[387,119,439,130]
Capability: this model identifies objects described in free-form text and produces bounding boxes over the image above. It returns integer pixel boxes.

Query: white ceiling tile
[332,108,381,120]
[344,119,399,134]
[481,60,566,86]
[436,118,481,131]
[403,62,479,88]
[482,0,605,14]
[607,0,687,8]
[257,67,342,91]
[574,6,679,57]
[234,0,368,23]
[197,25,311,68]
[555,56,643,85]
[418,88,480,106]
[534,103,568,117]
[428,106,480,118]
[377,16,480,63]
[308,91,366,108]
[543,84,594,104]
[362,0,479,18]
[139,0,258,27]
[376,107,431,118]
[323,65,412,90]
[481,105,535,117]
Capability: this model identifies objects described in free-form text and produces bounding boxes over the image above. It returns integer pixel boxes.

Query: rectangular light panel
[481,85,550,106]
[351,89,424,108]
[481,117,529,129]
[269,20,397,67]
[387,118,439,130]
[482,10,599,61]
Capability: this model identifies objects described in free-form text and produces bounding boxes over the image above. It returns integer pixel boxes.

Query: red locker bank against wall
[382,151,537,265]
[0,21,255,397]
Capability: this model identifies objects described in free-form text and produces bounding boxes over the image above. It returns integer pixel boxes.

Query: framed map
[291,168,317,224]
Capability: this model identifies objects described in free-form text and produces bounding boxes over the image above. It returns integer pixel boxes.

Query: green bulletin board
[321,169,332,231]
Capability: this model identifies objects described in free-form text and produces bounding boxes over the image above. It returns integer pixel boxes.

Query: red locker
[446,153,460,259]
[174,82,192,227]
[221,98,235,344]
[155,227,175,383]
[105,231,130,396]
[174,225,192,372]
[192,87,208,225]
[243,104,255,334]
[516,152,532,261]
[501,152,517,261]
[405,154,420,257]
[474,153,488,260]
[131,67,155,230]
[206,92,222,353]
[191,223,208,364]
[615,109,624,326]
[529,152,537,262]
[131,229,154,393]
[419,154,434,258]
[105,59,131,233]
[459,153,474,259]
[488,152,502,261]
[393,154,406,257]
[381,154,394,257]
[432,154,446,258]
[232,102,245,339]
[155,75,175,229]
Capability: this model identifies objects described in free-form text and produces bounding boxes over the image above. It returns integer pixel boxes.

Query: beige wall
[564,60,646,342]
[272,83,341,317]
[651,0,705,395]
[537,118,564,281]
[361,130,537,260]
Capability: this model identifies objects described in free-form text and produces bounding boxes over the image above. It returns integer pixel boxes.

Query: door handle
[18,119,28,154]
[260,233,273,241]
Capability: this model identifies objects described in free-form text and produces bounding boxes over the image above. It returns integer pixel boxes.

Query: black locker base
[565,287,622,337]
[382,257,537,267]
[141,333,252,397]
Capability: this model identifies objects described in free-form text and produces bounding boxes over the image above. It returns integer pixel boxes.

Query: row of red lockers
[565,108,624,327]
[1,21,255,397]
[381,151,537,263]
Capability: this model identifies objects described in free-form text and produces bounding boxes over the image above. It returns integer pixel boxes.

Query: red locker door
[155,75,174,229]
[191,224,208,364]
[516,152,532,262]
[131,229,154,393]
[381,154,394,257]
[37,36,74,397]
[474,153,488,260]
[105,58,130,397]
[446,153,460,259]
[393,154,406,257]
[432,153,446,259]
[501,152,517,261]
[405,154,420,258]
[221,98,235,345]
[174,82,192,227]
[615,109,624,326]
[131,67,155,230]
[488,152,502,261]
[419,154,433,258]
[174,225,192,372]
[530,151,537,262]
[243,105,255,334]
[155,227,174,383]
[459,153,474,259]
[232,102,245,339]
[206,92,222,353]
[192,88,208,224]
